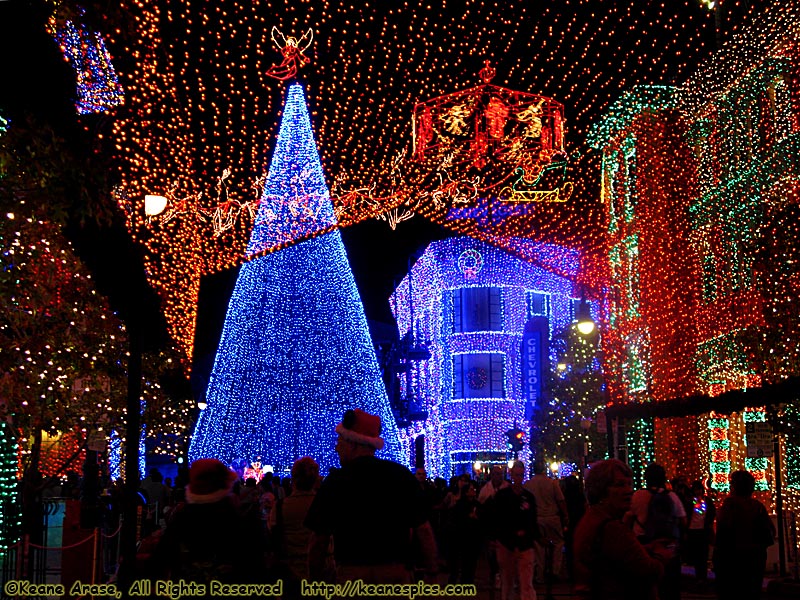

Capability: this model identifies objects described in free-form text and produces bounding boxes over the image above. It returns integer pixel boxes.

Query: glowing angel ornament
[265,27,314,81]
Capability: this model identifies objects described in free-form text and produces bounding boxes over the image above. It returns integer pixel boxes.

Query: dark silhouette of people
[492,460,539,600]
[713,470,775,600]
[685,480,716,584]
[305,408,438,585]
[268,456,319,598]
[447,481,482,584]
[151,458,266,588]
[625,463,686,600]
[574,459,674,600]
[560,473,586,582]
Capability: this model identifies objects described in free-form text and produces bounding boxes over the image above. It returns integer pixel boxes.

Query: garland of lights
[99,0,741,367]
[0,421,20,556]
[48,10,124,115]
[708,414,731,493]
[188,83,401,474]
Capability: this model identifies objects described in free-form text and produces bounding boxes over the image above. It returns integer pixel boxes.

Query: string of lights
[88,0,755,368]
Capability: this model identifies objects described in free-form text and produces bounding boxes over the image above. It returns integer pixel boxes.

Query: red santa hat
[335,408,384,450]
[186,458,238,504]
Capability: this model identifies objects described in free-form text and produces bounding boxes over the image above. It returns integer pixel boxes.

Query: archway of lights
[66,0,757,366]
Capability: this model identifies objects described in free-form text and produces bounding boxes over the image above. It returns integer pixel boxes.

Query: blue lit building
[391,237,583,477]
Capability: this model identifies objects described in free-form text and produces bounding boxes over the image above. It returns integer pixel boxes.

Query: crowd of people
[123,408,775,600]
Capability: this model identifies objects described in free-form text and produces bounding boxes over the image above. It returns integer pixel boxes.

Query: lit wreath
[458,248,484,279]
[467,366,488,390]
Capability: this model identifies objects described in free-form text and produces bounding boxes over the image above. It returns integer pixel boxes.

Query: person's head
[149,468,163,483]
[509,461,525,486]
[533,460,547,476]
[730,470,756,497]
[644,463,667,489]
[415,467,427,484]
[291,456,319,492]
[585,459,633,518]
[244,477,257,488]
[691,480,705,496]
[334,409,384,465]
[489,465,504,485]
[186,458,237,504]
[464,481,477,500]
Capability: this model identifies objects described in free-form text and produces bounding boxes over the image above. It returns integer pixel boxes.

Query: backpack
[641,489,679,542]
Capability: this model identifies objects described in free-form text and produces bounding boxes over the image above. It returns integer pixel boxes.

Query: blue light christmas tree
[188,83,402,473]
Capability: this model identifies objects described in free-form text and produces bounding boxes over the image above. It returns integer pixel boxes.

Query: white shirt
[523,474,565,519]
[478,480,509,504]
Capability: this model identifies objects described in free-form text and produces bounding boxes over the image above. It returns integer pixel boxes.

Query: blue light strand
[190,83,401,474]
[392,237,579,477]
[50,14,124,115]
[247,83,338,256]
[109,430,122,482]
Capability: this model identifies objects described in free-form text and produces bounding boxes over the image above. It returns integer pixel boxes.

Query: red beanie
[335,409,384,450]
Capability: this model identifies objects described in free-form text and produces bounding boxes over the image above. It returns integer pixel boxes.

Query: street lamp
[144,194,168,216]
[576,298,595,336]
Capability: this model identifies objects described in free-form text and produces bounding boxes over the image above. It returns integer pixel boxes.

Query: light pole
[119,194,166,588]
[580,417,592,470]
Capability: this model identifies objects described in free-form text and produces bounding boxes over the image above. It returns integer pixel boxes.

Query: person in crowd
[447,480,482,584]
[443,474,473,579]
[478,465,509,595]
[238,477,262,522]
[140,468,170,531]
[574,459,673,600]
[171,465,189,506]
[560,473,586,582]
[305,408,438,585]
[525,460,569,582]
[685,480,716,585]
[151,458,266,587]
[625,463,685,600]
[493,461,539,600]
[713,470,775,600]
[268,456,320,597]
[258,475,277,529]
[415,467,438,520]
[478,465,509,503]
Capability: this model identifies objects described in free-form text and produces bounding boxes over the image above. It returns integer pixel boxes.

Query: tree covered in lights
[189,83,402,474]
[534,322,606,468]
[0,213,185,481]
[0,216,127,470]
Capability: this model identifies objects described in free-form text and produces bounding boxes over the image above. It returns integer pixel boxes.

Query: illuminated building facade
[590,4,800,504]
[390,236,584,477]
